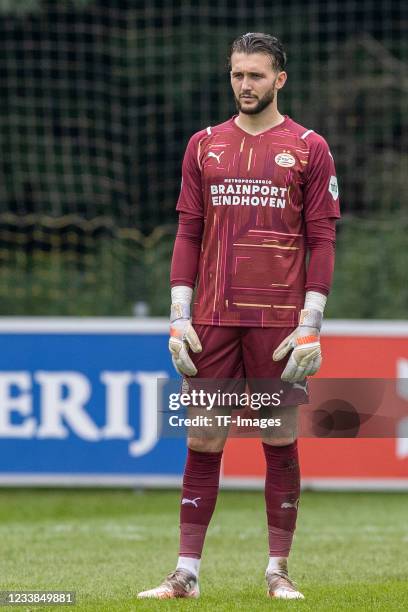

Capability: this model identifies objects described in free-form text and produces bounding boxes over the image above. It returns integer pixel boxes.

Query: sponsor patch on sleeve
[328,175,339,200]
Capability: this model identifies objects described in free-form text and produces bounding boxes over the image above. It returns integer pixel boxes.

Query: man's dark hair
[229,32,287,72]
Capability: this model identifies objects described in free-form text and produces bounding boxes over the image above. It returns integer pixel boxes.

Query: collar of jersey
[230,114,289,137]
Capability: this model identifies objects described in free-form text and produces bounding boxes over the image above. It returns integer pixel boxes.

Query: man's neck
[235,107,285,136]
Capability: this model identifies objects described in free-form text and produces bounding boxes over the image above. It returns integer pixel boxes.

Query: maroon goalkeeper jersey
[176,115,341,327]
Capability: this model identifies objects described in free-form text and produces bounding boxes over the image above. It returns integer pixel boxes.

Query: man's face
[230,52,287,115]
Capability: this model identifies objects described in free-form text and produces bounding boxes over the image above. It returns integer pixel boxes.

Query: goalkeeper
[138,32,340,601]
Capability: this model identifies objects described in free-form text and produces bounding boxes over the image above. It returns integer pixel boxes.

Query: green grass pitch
[0,489,407,611]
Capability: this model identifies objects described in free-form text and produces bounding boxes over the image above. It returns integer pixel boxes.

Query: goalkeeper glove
[169,301,202,376]
[273,308,322,382]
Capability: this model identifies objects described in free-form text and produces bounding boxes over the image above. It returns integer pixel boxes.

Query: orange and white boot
[137,568,199,599]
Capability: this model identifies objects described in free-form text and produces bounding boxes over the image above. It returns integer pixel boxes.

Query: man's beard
[235,85,276,115]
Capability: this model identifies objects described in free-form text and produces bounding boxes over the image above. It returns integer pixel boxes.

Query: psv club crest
[275,152,296,168]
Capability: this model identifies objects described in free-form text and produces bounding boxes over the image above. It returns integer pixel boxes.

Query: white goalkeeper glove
[273,308,323,382]
[169,287,202,376]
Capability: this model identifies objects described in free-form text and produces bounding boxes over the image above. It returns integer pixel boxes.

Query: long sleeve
[305,217,337,296]
[170,211,204,288]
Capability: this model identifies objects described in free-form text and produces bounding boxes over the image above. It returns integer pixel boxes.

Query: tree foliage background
[0,0,406,316]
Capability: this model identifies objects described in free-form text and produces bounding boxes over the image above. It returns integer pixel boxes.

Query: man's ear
[275,71,287,90]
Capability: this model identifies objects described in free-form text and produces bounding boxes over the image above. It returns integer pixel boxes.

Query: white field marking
[237,527,265,540]
[300,524,406,535]
[301,534,394,543]
[0,520,147,540]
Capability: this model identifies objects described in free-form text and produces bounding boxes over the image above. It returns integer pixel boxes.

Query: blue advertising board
[0,318,187,485]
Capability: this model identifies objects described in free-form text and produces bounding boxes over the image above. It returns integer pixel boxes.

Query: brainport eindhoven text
[210,180,288,208]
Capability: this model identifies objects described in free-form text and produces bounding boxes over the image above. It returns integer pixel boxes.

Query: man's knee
[188,436,227,453]
[262,436,297,447]
[261,404,298,447]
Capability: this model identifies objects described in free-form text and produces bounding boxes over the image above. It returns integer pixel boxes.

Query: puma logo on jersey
[281,499,299,509]
[182,497,201,508]
[207,151,224,164]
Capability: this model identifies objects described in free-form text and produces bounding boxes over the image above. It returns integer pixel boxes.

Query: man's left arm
[273,135,340,382]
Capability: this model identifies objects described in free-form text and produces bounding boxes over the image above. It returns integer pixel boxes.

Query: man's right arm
[169,133,205,376]
[170,212,203,289]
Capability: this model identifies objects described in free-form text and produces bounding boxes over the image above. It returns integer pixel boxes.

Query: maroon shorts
[186,325,308,406]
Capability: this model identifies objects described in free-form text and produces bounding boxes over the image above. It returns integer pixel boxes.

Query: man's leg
[138,325,243,599]
[243,327,306,599]
[176,430,228,578]
[262,420,304,599]
[137,432,228,600]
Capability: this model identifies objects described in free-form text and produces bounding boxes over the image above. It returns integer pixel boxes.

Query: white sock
[176,556,201,578]
[267,556,288,574]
